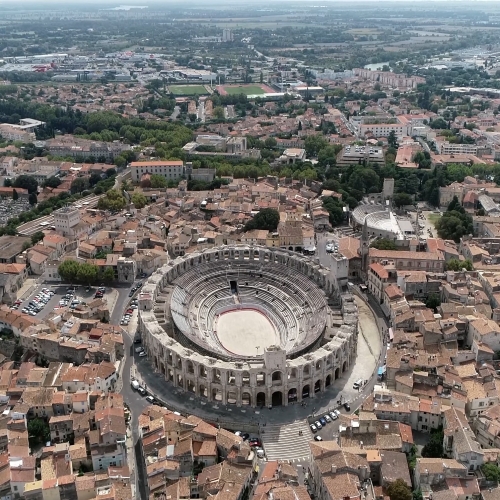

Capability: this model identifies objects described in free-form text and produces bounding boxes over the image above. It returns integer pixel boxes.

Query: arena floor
[216,308,278,356]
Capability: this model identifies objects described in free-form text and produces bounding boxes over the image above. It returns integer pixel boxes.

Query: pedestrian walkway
[261,420,311,461]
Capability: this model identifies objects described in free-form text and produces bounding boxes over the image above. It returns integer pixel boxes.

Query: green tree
[77,263,99,285]
[421,427,444,458]
[13,175,38,194]
[481,463,500,482]
[322,196,345,226]
[370,238,397,250]
[213,106,225,120]
[305,134,328,157]
[244,208,280,232]
[97,189,126,211]
[58,260,80,283]
[102,267,115,283]
[12,189,18,201]
[425,293,441,312]
[30,231,44,246]
[150,174,168,189]
[131,192,148,209]
[412,489,423,500]
[435,196,473,243]
[28,193,37,206]
[71,177,89,195]
[388,130,398,149]
[28,418,50,447]
[42,176,62,188]
[446,259,473,271]
[393,193,413,208]
[386,479,412,500]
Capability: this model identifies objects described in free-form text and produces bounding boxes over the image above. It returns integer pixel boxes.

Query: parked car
[137,387,146,396]
[145,395,155,403]
[329,411,338,421]
[241,433,250,441]
[139,351,147,357]
[135,347,144,353]
[314,436,323,441]
[309,424,317,433]
[314,420,322,429]
[319,417,327,426]
[324,414,331,423]
[343,403,351,411]
[134,338,142,344]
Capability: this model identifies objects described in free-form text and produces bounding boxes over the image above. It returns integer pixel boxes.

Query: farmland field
[168,85,209,96]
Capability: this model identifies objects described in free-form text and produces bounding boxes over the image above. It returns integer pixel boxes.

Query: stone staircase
[260,420,312,461]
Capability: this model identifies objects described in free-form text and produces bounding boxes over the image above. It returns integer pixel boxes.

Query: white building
[53,206,80,237]
[435,141,478,156]
[130,161,185,183]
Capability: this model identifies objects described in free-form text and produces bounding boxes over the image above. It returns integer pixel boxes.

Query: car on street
[314,436,323,441]
[139,351,147,357]
[324,414,331,423]
[145,395,156,403]
[309,424,317,433]
[137,387,146,396]
[135,347,144,353]
[343,403,351,411]
[329,411,338,421]
[314,421,322,429]
[128,291,134,297]
[333,409,341,417]
[249,438,261,447]
[134,338,141,344]
[319,417,327,426]
[325,243,334,253]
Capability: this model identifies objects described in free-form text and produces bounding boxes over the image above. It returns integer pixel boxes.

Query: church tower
[360,219,370,279]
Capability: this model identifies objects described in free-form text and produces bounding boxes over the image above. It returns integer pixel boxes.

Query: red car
[126,309,133,314]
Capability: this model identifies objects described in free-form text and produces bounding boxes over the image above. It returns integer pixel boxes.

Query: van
[353,379,363,389]
[131,380,140,390]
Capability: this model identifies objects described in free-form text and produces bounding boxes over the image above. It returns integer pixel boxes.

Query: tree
[322,196,345,227]
[244,208,280,232]
[13,175,38,194]
[421,427,444,458]
[386,479,412,500]
[370,238,397,250]
[97,189,126,211]
[58,260,80,283]
[131,192,147,209]
[213,106,225,120]
[425,293,441,312]
[446,259,473,271]
[393,193,413,208]
[71,177,89,195]
[150,174,168,189]
[28,418,50,447]
[264,137,277,149]
[28,193,37,206]
[3,178,11,187]
[102,267,115,283]
[435,196,473,243]
[388,130,398,149]
[305,135,328,157]
[481,463,500,482]
[12,189,18,201]
[77,263,99,285]
[31,231,44,246]
[43,176,61,188]
[412,489,423,500]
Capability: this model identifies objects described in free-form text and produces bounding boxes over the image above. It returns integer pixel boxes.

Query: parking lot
[14,284,116,320]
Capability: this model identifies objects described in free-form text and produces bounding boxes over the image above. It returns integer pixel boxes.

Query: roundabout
[138,245,360,409]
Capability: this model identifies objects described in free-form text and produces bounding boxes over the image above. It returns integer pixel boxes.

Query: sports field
[217,84,274,96]
[168,85,209,96]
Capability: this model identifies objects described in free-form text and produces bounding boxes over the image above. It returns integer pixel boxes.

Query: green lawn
[168,85,208,96]
[427,213,441,227]
[223,85,267,96]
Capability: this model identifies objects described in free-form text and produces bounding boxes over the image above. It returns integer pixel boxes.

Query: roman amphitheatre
[138,245,358,409]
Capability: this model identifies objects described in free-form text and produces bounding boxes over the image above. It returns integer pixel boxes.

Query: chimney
[331,465,337,474]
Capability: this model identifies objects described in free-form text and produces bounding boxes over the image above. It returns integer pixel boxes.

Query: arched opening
[272,391,283,406]
[199,366,207,378]
[342,361,348,373]
[314,380,321,393]
[256,372,266,386]
[256,392,266,407]
[187,379,196,393]
[242,392,251,406]
[272,371,282,384]
[186,361,194,374]
[303,365,310,377]
[167,369,173,382]
[177,374,183,388]
[166,351,173,366]
[315,360,321,370]
[213,369,221,383]
[334,368,340,380]
[227,371,236,385]
[176,357,182,370]
[212,388,222,402]
[302,385,310,399]
[325,375,332,387]
[242,371,250,386]
[227,390,237,405]
[199,384,207,398]
[288,388,297,402]
[288,246,293,251]
[288,368,297,380]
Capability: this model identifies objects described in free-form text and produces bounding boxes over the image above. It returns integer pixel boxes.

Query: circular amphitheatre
[138,245,359,409]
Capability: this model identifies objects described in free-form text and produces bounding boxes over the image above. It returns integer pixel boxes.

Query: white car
[324,414,331,423]
[310,423,317,433]
[329,411,338,420]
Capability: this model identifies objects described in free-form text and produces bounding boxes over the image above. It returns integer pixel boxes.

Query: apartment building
[353,69,426,89]
[367,249,445,273]
[435,141,478,156]
[130,160,185,182]
[0,124,35,142]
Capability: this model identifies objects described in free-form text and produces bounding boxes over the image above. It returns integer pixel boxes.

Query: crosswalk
[260,420,312,461]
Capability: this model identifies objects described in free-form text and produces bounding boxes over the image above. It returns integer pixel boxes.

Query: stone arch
[302,385,310,398]
[186,360,194,374]
[256,392,266,407]
[303,365,311,377]
[227,389,237,405]
[288,368,297,381]
[272,371,283,383]
[242,392,251,406]
[242,371,250,386]
[177,374,183,388]
[334,367,340,380]
[199,365,207,378]
[288,388,297,402]
[325,374,332,387]
[213,369,221,383]
[272,391,283,406]
[343,360,348,373]
[315,360,322,370]
[176,356,182,370]
[256,372,266,386]
[167,369,173,382]
[227,371,236,385]
[314,379,322,393]
[199,384,207,398]
[212,388,222,402]
[187,379,196,393]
